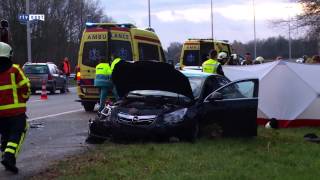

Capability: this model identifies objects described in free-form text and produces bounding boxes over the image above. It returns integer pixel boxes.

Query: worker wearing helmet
[217,52,228,65]
[0,42,30,174]
[202,49,224,76]
[253,56,264,64]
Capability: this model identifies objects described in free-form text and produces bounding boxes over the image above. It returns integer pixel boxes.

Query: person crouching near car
[95,57,121,112]
[0,42,30,174]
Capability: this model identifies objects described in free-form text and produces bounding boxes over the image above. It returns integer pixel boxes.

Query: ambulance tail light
[76,66,81,84]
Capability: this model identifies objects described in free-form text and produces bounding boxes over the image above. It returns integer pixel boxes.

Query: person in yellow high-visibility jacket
[94,57,121,112]
[202,49,225,76]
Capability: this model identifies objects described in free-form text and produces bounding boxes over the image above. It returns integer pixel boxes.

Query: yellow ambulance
[179,39,232,67]
[76,23,166,111]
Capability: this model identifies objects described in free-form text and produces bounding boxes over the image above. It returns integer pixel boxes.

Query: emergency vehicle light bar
[187,38,230,44]
[188,38,214,41]
[85,22,137,29]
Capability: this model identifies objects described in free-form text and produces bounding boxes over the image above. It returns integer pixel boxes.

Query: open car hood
[112,61,194,99]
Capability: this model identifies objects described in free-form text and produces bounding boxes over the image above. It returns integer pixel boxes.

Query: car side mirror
[208,92,223,102]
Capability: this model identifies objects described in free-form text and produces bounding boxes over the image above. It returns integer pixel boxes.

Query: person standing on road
[0,19,10,44]
[217,52,228,65]
[95,57,121,112]
[202,49,224,76]
[0,42,30,174]
[60,57,71,92]
[242,53,253,65]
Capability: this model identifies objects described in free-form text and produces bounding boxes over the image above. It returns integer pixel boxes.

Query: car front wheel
[86,131,105,144]
[185,121,199,142]
[82,102,95,112]
[50,83,56,94]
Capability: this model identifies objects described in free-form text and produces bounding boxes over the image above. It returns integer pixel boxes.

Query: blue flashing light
[85,22,95,27]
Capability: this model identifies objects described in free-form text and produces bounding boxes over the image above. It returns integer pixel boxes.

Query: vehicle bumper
[30,80,54,90]
[90,118,195,140]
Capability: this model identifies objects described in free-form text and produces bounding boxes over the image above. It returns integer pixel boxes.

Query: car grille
[117,113,157,126]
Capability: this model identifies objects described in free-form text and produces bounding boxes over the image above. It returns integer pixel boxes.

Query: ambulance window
[110,40,133,61]
[138,43,160,61]
[160,47,166,63]
[183,50,199,66]
[222,43,231,55]
[82,42,107,67]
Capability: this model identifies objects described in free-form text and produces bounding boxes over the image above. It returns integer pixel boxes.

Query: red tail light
[48,74,53,80]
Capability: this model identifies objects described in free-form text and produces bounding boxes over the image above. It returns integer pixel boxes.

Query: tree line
[166,0,320,62]
[0,0,111,68]
[1,0,318,67]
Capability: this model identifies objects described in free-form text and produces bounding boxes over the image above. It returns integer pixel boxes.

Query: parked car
[87,61,259,143]
[23,62,67,94]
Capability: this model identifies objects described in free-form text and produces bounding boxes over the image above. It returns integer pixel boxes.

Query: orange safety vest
[0,64,31,117]
[63,60,71,75]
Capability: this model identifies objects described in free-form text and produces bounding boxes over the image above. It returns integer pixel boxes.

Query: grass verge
[32,127,320,180]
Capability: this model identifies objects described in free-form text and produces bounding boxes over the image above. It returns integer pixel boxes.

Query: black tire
[86,133,105,144]
[83,102,95,112]
[185,121,199,143]
[50,83,56,94]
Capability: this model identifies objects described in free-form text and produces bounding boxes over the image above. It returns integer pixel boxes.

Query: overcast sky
[99,0,302,48]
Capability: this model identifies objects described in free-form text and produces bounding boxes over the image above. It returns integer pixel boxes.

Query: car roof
[24,63,47,65]
[181,69,215,78]
[23,62,56,66]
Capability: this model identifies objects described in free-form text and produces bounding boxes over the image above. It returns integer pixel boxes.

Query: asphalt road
[0,87,97,179]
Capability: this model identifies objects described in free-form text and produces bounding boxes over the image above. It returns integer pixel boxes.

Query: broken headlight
[163,108,187,123]
[99,105,114,120]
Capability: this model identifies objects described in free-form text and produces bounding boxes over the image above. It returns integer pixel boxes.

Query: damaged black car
[87,61,259,143]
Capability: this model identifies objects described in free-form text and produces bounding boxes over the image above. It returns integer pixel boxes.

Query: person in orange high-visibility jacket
[0,42,30,174]
[60,57,71,92]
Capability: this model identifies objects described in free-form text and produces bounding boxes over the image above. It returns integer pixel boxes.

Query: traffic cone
[40,79,48,100]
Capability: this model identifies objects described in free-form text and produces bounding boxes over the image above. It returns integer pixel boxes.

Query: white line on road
[29,100,44,103]
[27,109,84,122]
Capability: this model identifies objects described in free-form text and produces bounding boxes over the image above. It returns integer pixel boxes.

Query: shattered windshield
[187,77,204,98]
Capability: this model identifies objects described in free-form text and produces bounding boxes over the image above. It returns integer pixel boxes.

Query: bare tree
[296,0,320,35]
[167,42,183,64]
[0,0,112,67]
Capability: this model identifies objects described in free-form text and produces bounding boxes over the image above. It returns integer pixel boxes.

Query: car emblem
[132,116,139,124]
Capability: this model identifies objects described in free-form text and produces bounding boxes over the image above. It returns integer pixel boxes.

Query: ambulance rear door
[109,27,134,61]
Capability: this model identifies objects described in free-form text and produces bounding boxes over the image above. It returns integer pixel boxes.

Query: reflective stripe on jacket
[111,58,121,71]
[202,59,220,74]
[0,64,31,117]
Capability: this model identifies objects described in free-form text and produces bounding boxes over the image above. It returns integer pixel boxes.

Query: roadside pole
[211,0,214,40]
[253,0,257,60]
[148,0,151,28]
[26,0,32,63]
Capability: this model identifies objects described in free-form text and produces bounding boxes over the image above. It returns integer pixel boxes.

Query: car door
[54,65,65,88]
[202,79,259,137]
[49,65,61,88]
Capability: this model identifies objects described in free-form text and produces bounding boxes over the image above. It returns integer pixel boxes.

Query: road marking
[29,100,43,103]
[27,109,83,122]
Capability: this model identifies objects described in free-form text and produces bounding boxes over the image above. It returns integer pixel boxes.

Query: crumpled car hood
[112,61,194,99]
